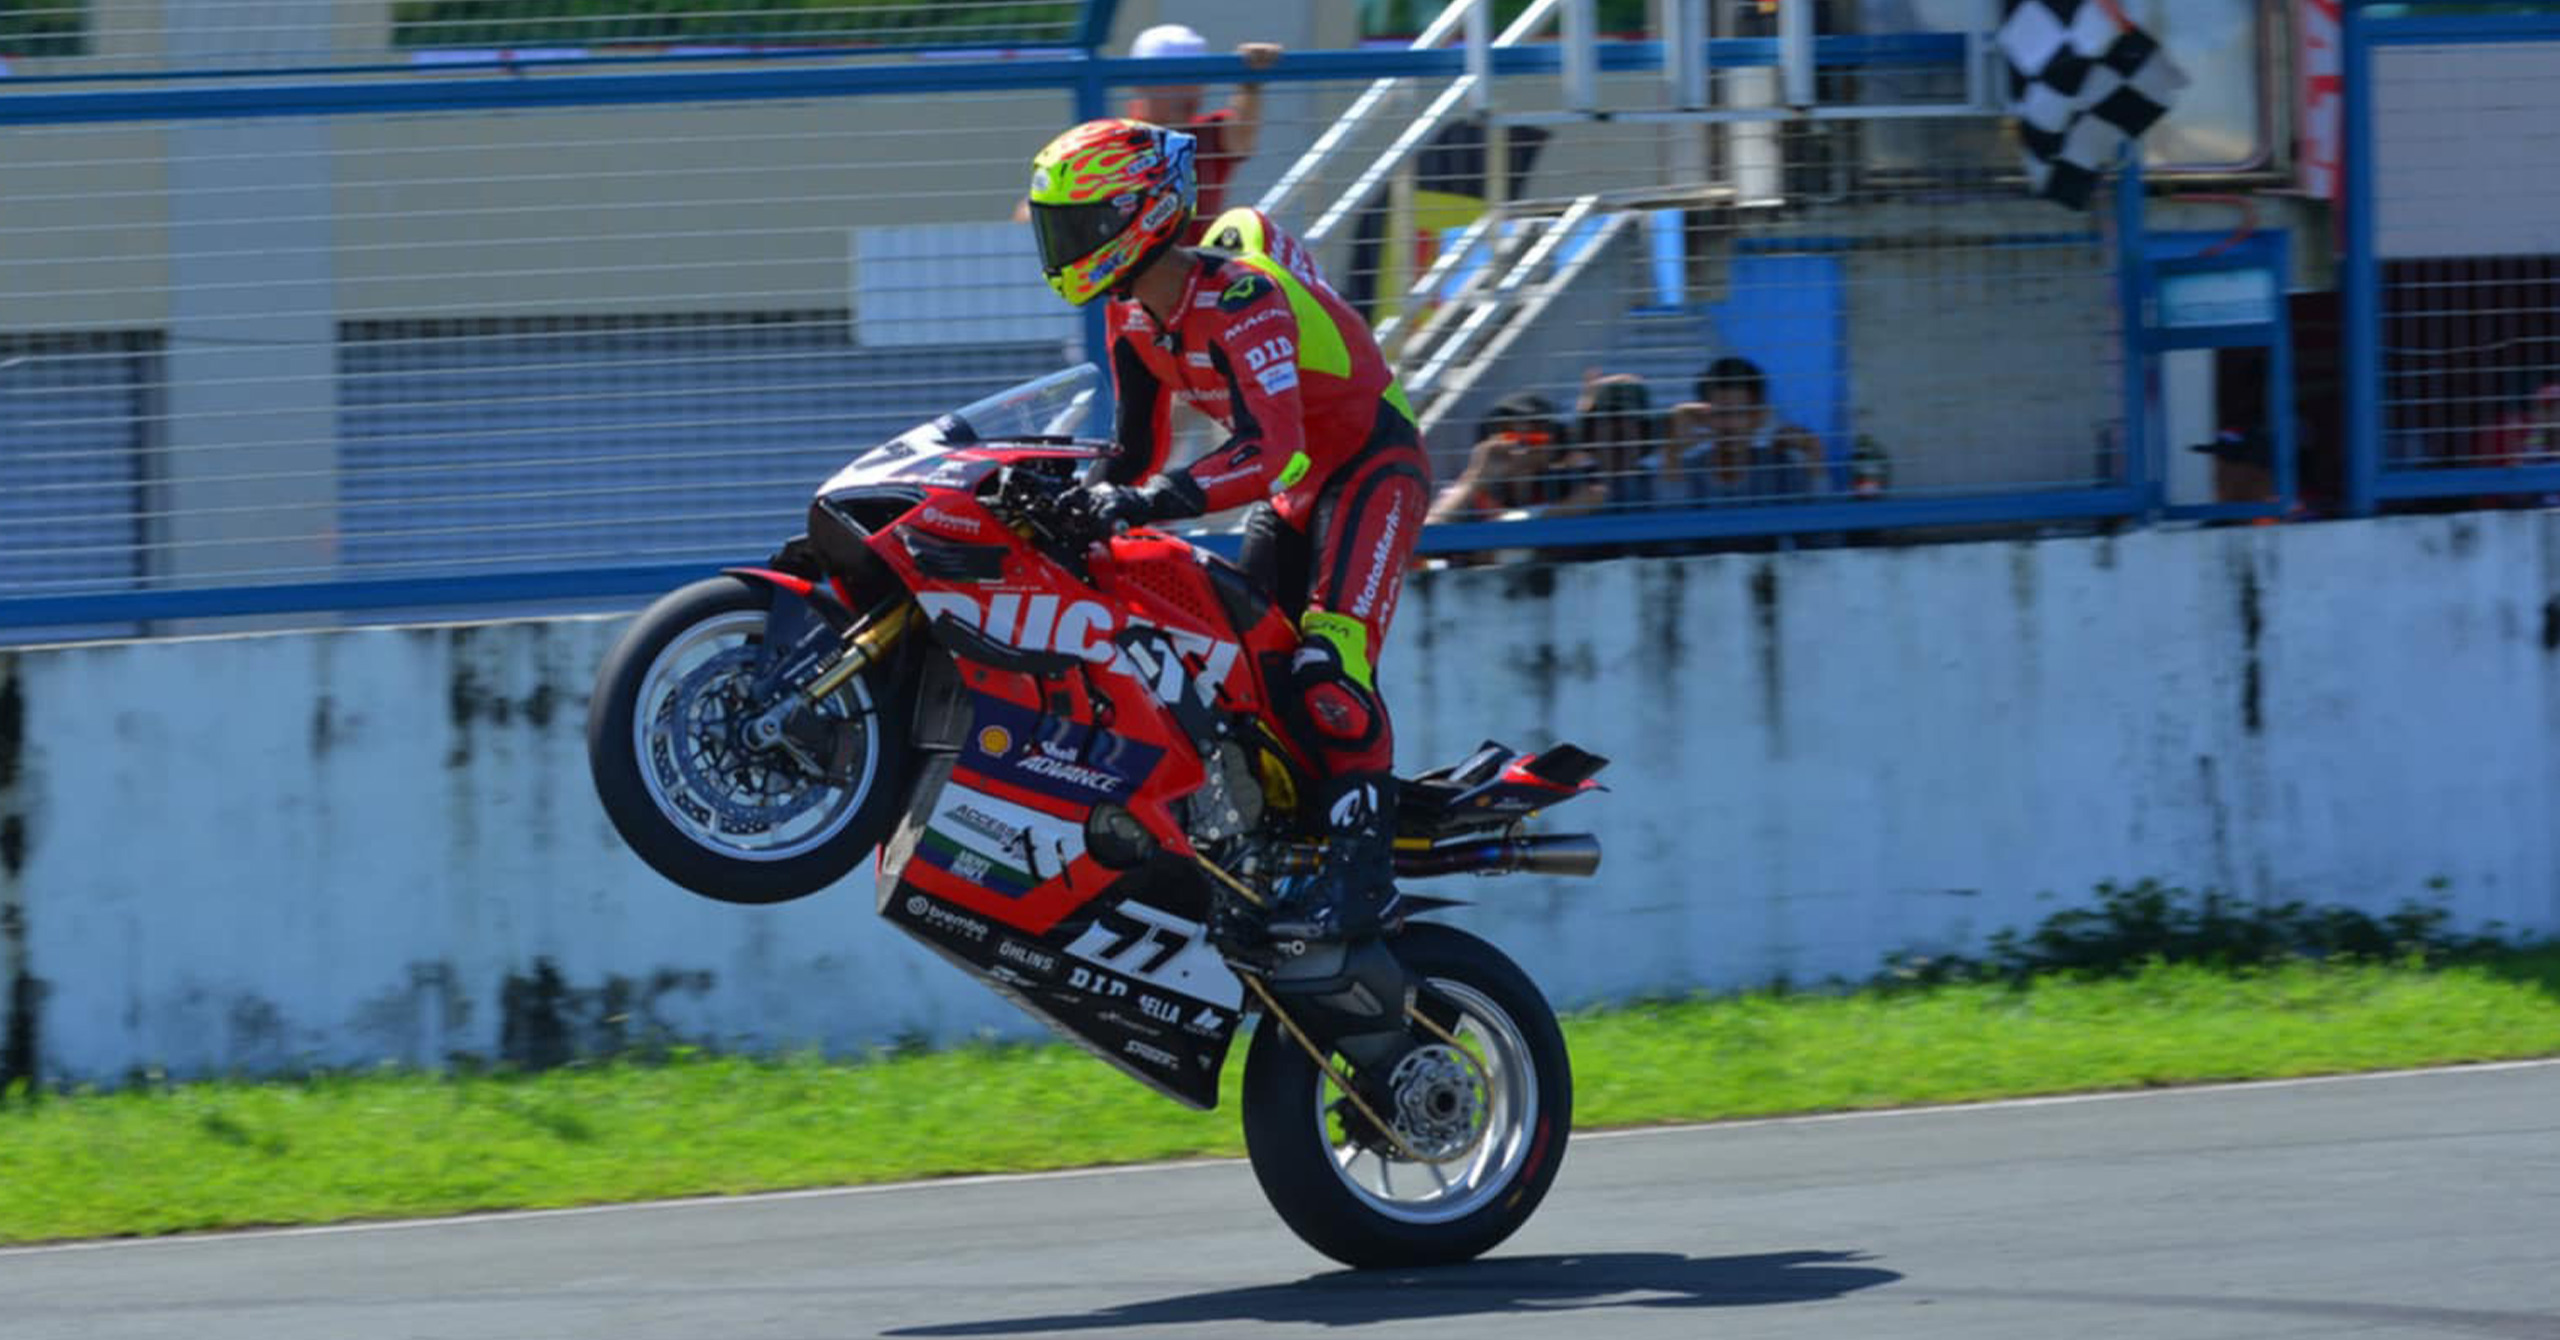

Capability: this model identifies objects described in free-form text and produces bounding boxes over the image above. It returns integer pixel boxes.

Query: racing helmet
[1026,119,1198,307]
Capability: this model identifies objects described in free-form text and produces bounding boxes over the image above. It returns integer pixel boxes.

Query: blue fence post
[2114,147,2152,514]
[2341,0,2380,518]
[2270,229,2299,513]
[1076,0,1125,53]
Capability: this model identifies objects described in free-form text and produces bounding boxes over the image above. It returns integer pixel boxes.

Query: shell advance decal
[961,696,1160,807]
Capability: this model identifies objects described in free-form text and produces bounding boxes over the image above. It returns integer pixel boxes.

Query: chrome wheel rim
[631,610,880,862]
[1315,977,1538,1225]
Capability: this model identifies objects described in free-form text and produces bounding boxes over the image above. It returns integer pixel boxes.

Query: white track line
[4,1055,2554,1258]
[1574,1055,2560,1140]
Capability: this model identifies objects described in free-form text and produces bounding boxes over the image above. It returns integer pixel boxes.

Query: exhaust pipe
[1393,833,1602,880]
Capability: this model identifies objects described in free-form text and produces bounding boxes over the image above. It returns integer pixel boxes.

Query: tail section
[1396,740,1608,836]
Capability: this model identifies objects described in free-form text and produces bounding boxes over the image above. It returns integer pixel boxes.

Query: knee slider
[1300,676,1377,744]
[1291,637,1382,747]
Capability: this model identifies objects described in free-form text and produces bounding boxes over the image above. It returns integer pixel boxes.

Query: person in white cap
[1124,22,1283,241]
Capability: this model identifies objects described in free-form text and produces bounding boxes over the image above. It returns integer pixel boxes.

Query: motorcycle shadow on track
[880,1250,1901,1335]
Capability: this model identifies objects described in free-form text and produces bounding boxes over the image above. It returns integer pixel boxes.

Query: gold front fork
[799,601,917,705]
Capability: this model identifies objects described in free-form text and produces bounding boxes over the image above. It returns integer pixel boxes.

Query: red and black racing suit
[1103,239,1429,793]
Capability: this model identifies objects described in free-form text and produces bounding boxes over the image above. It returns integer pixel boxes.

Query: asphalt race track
[6,1060,2558,1339]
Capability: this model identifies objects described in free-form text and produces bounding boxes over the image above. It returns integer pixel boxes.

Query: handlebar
[991,461,1114,551]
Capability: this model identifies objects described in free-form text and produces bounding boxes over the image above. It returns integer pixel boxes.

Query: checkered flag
[1997,0,2186,209]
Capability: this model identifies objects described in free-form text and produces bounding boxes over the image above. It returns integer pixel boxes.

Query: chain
[1239,973,1435,1166]
[1191,851,1267,909]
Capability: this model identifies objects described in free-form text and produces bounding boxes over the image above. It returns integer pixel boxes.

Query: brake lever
[993,466,1057,530]
[994,467,1103,570]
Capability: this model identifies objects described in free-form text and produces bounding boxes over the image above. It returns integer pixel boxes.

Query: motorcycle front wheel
[1240,922,1574,1269]
[586,575,911,904]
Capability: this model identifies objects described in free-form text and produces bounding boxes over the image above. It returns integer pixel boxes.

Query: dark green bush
[1883,878,2514,987]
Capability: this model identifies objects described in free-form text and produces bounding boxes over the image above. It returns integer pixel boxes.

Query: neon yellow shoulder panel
[1201,206,1270,255]
[1228,255,1351,380]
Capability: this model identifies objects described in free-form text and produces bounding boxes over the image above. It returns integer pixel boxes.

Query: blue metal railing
[0,28,2140,637]
[0,38,1971,126]
[0,0,1123,86]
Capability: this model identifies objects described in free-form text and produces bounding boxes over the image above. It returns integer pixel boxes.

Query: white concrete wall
[5,511,2559,1084]
[1402,514,2560,1002]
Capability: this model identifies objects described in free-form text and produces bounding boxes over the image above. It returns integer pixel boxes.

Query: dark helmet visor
[1030,198,1134,273]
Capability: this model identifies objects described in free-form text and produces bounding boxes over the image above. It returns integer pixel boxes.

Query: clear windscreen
[945,362,1102,442]
[817,362,1104,497]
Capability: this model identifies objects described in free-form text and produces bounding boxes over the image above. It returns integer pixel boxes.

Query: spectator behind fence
[2469,372,2560,508]
[1669,356,1827,503]
[1009,26,1282,239]
[1123,24,1283,240]
[1572,372,1671,514]
[1427,391,1600,525]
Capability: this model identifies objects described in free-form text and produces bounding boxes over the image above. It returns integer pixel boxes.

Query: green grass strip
[5,951,2557,1246]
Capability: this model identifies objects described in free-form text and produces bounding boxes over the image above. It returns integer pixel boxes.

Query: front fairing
[870,629,1241,1112]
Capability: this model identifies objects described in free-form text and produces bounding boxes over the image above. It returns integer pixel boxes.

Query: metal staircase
[1253,0,1996,444]
[1386,197,1630,435]
[1253,0,1593,442]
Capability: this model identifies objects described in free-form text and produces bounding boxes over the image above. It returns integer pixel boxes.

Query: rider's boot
[1264,772,1398,946]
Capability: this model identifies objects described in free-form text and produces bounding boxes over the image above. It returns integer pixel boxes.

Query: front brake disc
[658,646,830,834]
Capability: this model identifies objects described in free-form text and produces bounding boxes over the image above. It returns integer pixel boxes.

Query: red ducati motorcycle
[586,364,1607,1268]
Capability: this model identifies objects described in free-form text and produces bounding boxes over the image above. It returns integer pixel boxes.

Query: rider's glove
[1074,471,1208,534]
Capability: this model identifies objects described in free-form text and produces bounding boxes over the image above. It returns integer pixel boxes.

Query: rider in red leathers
[1026,118,1431,946]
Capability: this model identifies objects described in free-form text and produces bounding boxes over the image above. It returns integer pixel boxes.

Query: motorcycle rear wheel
[586,575,911,904]
[1240,922,1573,1269]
